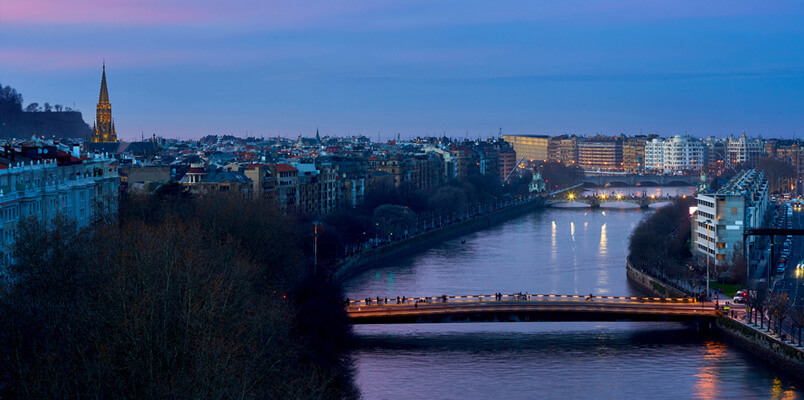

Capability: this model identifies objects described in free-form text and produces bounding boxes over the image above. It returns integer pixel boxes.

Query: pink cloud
[0,0,417,27]
[1,0,210,25]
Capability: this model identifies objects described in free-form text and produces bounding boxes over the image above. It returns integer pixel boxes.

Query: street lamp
[705,219,713,298]
[313,221,319,274]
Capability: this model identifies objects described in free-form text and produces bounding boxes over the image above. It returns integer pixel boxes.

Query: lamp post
[705,219,713,298]
[313,221,319,275]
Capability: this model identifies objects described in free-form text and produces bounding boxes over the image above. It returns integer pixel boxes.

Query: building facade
[727,132,764,166]
[547,135,578,165]
[0,151,119,266]
[623,136,647,173]
[692,169,769,269]
[577,137,623,171]
[502,134,549,163]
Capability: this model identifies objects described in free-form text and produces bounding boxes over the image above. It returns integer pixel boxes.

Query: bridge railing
[347,293,697,307]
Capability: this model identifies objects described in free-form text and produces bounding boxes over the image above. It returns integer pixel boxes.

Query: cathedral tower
[91,63,118,143]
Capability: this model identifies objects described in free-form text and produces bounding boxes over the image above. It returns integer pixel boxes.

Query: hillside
[0,83,92,140]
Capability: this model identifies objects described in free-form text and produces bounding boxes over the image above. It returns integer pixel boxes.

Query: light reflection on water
[344,187,801,400]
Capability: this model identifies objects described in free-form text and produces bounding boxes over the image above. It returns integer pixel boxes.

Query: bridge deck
[347,294,719,324]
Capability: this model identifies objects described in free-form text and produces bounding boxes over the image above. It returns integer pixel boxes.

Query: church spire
[98,61,110,106]
[91,62,117,143]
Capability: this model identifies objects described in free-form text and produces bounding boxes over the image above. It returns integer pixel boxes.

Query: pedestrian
[346,297,350,306]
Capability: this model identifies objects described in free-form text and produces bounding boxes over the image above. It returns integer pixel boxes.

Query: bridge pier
[697,318,713,335]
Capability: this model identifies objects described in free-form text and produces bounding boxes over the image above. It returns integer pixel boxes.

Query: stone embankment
[715,316,804,381]
[627,258,804,383]
[334,196,545,282]
[625,259,690,298]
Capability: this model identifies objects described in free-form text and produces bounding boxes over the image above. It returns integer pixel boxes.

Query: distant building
[90,63,118,143]
[623,136,648,174]
[547,135,578,165]
[502,134,549,163]
[692,169,769,269]
[577,136,623,172]
[179,163,252,195]
[495,141,517,181]
[727,132,764,166]
[644,135,703,174]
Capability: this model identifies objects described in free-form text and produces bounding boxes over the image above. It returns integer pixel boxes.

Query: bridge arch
[603,181,630,187]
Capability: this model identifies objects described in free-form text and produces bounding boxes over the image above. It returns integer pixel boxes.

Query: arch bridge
[347,293,719,324]
[545,195,681,208]
[581,174,699,187]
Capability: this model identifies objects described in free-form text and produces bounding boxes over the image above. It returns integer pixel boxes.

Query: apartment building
[692,169,769,269]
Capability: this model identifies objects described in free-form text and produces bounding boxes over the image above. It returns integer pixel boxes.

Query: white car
[733,290,747,303]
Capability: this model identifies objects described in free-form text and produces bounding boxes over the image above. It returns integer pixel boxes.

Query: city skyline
[3,1,804,140]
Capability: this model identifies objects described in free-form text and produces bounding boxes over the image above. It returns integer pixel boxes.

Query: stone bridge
[581,174,699,187]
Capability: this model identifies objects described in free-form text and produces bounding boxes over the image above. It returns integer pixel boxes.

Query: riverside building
[692,169,769,270]
[502,134,549,163]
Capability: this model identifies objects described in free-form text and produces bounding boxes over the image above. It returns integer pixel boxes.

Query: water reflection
[694,340,727,399]
[345,194,803,400]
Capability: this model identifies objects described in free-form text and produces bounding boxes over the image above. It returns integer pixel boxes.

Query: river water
[343,187,802,400]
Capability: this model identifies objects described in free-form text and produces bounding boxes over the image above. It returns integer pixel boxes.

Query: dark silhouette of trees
[540,162,584,190]
[0,83,23,113]
[0,195,358,399]
[25,102,39,112]
[768,292,790,336]
[628,198,694,280]
[747,282,769,327]
[756,156,797,193]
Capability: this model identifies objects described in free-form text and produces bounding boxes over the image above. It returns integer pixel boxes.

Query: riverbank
[715,316,804,383]
[333,196,545,282]
[625,258,691,298]
[627,258,804,385]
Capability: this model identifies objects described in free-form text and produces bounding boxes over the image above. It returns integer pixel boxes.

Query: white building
[727,132,764,166]
[645,138,664,172]
[0,151,119,266]
[644,135,704,173]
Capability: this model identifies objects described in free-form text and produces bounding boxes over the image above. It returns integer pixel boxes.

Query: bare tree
[768,292,789,337]
[747,282,768,327]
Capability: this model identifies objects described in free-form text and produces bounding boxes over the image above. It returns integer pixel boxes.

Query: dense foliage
[0,193,358,399]
[628,198,694,279]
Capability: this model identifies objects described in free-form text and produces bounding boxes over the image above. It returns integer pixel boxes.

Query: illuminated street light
[568,193,575,200]
[616,194,622,200]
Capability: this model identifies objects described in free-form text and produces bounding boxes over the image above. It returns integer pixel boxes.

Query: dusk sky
[2,0,804,141]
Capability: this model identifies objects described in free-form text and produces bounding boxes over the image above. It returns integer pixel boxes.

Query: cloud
[0,0,418,28]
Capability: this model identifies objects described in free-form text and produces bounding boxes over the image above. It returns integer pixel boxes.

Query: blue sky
[2,0,804,140]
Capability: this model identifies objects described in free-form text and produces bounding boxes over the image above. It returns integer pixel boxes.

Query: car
[733,290,748,303]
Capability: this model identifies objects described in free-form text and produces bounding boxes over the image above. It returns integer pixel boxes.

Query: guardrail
[347,293,697,307]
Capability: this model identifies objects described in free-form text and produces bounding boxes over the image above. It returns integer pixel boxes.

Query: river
[343,186,802,400]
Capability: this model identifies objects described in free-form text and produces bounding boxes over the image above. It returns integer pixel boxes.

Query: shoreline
[333,196,545,283]
[627,259,804,385]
